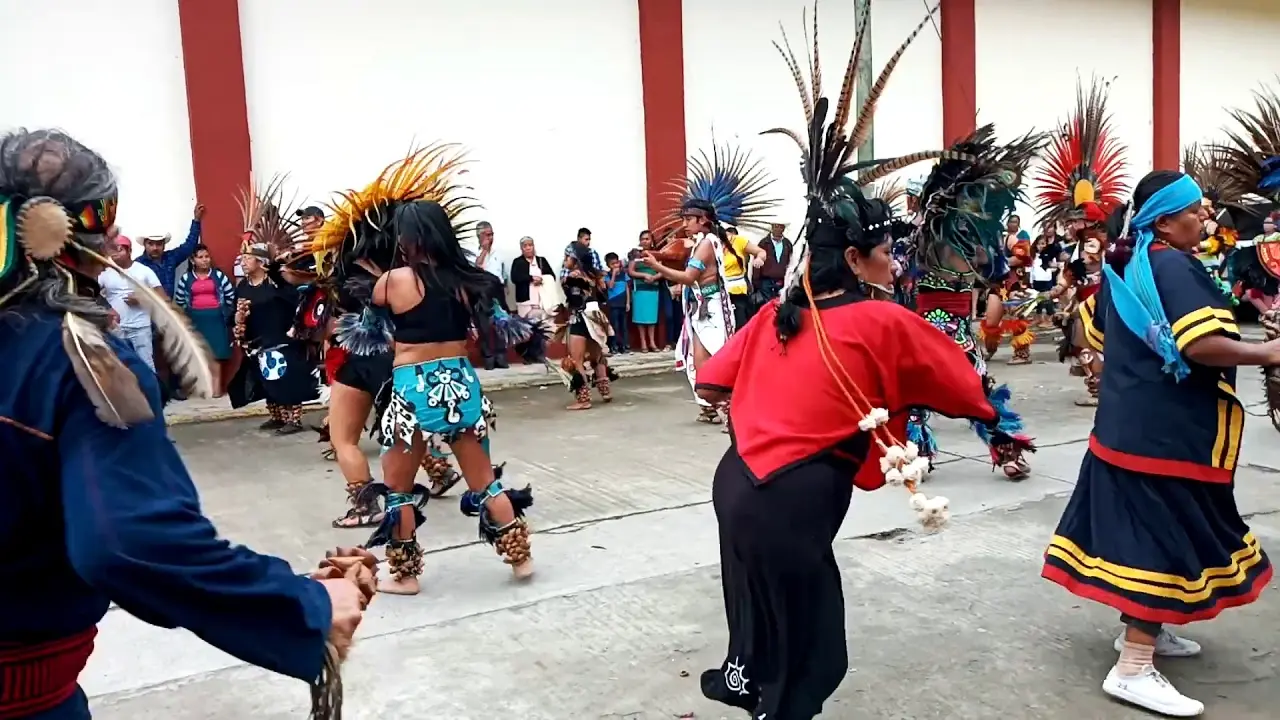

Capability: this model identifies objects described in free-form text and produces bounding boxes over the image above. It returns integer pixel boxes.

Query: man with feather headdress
[641,143,780,425]
[0,128,374,719]
[1032,77,1130,407]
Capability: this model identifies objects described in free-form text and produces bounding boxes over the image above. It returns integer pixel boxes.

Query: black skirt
[1042,451,1271,625]
[228,342,318,408]
[701,446,854,720]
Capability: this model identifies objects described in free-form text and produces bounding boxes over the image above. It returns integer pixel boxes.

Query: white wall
[0,0,196,249]
[683,0,944,236]
[1181,0,1280,150]
[239,0,648,264]
[976,0,1153,230]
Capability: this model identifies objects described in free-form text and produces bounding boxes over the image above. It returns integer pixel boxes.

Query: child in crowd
[605,252,631,354]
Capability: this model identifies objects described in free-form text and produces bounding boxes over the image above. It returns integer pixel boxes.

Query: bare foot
[380,575,420,595]
[511,560,534,581]
[566,401,592,411]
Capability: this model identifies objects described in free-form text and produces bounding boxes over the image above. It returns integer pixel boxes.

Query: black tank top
[389,282,472,344]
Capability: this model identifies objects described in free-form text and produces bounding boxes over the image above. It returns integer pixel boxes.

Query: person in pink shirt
[175,244,236,378]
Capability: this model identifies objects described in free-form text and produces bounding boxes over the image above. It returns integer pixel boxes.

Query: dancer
[1042,170,1275,717]
[307,147,533,594]
[694,8,1018,714]
[1033,78,1130,406]
[307,219,397,529]
[641,143,779,424]
[227,181,319,433]
[0,128,373,719]
[556,241,617,410]
[899,124,1043,479]
[976,215,1037,364]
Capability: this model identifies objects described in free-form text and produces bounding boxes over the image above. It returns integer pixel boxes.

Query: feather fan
[657,141,781,235]
[71,242,216,399]
[1210,83,1280,200]
[61,311,155,427]
[1032,77,1130,231]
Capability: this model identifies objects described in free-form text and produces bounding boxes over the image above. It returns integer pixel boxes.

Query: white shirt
[99,263,162,329]
[478,247,507,282]
[1030,256,1053,283]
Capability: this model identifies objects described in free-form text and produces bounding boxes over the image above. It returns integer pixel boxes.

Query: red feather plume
[1033,78,1130,230]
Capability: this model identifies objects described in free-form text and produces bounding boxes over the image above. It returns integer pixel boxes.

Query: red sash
[0,628,96,718]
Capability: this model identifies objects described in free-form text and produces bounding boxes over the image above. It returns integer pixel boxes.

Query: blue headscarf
[1101,174,1203,381]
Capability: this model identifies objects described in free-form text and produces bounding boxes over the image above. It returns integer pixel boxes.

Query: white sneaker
[1103,665,1205,717]
[1114,629,1203,657]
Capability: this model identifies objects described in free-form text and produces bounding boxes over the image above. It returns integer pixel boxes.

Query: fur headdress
[0,129,213,428]
[1033,77,1130,231]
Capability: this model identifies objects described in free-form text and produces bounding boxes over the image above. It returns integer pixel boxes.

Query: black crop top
[389,286,473,344]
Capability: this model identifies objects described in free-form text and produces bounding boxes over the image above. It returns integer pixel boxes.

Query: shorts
[379,356,493,451]
[334,351,393,396]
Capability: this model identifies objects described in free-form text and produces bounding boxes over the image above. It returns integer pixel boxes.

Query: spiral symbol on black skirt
[724,658,750,696]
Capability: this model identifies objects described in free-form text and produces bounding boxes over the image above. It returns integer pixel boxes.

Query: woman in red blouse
[693,188,1011,718]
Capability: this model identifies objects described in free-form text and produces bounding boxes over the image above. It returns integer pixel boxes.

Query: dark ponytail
[774,201,891,344]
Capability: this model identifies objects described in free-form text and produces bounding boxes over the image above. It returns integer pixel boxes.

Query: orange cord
[802,267,919,494]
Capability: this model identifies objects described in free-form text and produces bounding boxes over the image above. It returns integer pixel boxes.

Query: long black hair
[392,200,495,314]
[1105,170,1185,274]
[774,196,896,343]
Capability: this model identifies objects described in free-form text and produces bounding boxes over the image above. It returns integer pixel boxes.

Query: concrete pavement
[86,341,1280,719]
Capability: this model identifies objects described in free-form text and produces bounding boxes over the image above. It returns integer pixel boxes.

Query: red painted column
[637,0,687,232]
[1152,0,1180,171]
[177,0,252,272]
[940,0,977,145]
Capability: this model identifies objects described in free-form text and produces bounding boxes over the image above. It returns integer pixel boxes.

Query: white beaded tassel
[864,407,950,530]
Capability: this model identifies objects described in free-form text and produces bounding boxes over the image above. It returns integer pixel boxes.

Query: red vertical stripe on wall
[1152,0,1180,171]
[637,0,687,232]
[940,0,976,144]
[177,0,252,271]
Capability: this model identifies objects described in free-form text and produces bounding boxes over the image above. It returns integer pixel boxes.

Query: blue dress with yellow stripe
[1042,245,1271,624]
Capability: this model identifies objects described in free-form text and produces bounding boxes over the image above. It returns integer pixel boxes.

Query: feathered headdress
[238,174,307,258]
[916,124,1046,279]
[658,141,780,236]
[1182,143,1246,205]
[0,129,214,428]
[309,143,477,278]
[1033,77,1129,230]
[1211,84,1280,200]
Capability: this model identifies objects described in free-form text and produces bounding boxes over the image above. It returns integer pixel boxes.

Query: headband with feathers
[763,2,958,296]
[1032,77,1130,230]
[0,129,214,428]
[1210,84,1280,201]
[658,142,780,236]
